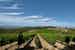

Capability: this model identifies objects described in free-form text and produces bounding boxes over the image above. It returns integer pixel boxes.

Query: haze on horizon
[0,0,75,28]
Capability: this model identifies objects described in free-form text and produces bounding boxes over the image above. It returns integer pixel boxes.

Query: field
[0,32,35,46]
[33,28,74,44]
[0,27,74,46]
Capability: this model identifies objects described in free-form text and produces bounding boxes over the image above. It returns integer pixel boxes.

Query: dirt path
[29,36,37,47]
[0,34,60,50]
[0,42,17,50]
[37,34,58,50]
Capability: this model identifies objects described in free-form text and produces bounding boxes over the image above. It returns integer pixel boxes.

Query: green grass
[0,33,18,46]
[0,28,74,45]
[37,29,73,44]
[0,32,35,46]
[0,33,17,40]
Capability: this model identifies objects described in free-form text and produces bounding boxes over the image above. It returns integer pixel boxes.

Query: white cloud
[0,4,22,9]
[0,12,24,15]
[0,16,56,27]
[0,0,13,2]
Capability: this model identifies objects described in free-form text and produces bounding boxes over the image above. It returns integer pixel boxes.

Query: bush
[72,37,75,42]
[64,36,71,44]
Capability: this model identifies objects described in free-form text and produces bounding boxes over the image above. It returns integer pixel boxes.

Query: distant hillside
[0,26,75,33]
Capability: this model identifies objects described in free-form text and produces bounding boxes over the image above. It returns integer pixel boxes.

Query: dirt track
[0,34,60,50]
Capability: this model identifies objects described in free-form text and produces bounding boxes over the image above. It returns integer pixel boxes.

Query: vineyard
[0,28,74,50]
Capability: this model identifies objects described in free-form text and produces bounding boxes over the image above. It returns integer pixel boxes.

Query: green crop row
[0,32,35,46]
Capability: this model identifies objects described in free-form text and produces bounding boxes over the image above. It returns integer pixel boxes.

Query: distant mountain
[0,25,22,29]
[0,25,74,30]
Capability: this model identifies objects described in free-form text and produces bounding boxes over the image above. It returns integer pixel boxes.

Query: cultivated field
[0,27,73,46]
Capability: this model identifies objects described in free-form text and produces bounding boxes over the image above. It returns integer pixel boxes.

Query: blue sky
[0,0,75,28]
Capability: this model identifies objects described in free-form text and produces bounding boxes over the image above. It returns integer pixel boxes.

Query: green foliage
[0,27,74,46]
[38,29,73,44]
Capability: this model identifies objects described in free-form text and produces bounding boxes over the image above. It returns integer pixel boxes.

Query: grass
[0,33,17,46]
[0,32,35,46]
[0,28,74,45]
[37,29,73,44]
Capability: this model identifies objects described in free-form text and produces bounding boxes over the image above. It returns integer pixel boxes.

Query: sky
[0,0,75,28]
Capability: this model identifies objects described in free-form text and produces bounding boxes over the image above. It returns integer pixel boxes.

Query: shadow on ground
[63,45,75,50]
[16,46,35,50]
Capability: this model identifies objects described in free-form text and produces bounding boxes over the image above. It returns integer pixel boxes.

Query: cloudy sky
[0,0,75,28]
